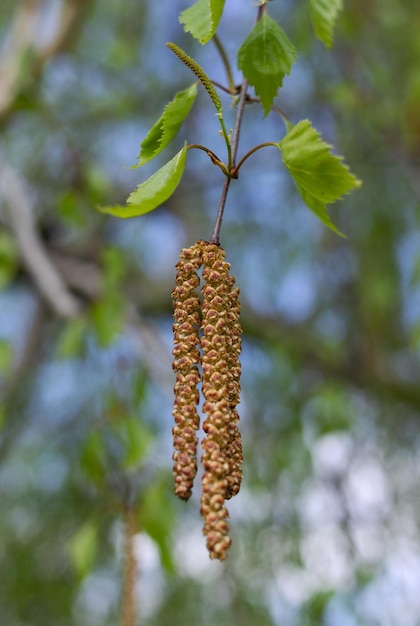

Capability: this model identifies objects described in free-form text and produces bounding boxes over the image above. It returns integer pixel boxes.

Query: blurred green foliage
[1,1,420,626]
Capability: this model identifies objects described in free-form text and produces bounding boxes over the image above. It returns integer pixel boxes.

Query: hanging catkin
[171,242,203,501]
[223,275,243,500]
[172,240,243,560]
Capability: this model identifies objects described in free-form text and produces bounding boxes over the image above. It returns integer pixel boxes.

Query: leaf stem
[271,103,290,125]
[258,3,267,18]
[233,142,278,175]
[213,34,235,94]
[220,116,232,169]
[188,144,230,175]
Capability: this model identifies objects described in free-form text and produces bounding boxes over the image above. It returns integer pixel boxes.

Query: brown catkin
[199,242,242,560]
[172,242,203,501]
[171,240,243,561]
[223,278,243,499]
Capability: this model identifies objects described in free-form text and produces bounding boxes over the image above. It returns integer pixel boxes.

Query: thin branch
[211,80,237,96]
[209,0,269,244]
[49,249,104,299]
[120,506,138,626]
[229,1,265,166]
[213,34,235,94]
[210,176,232,244]
[0,156,81,317]
[209,79,248,244]
[230,79,249,170]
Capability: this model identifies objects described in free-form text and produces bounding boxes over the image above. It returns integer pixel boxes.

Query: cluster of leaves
[99,0,359,235]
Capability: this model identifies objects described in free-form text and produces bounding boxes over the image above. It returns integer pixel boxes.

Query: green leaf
[68,521,98,579]
[137,84,197,166]
[140,475,175,573]
[58,191,86,228]
[0,405,5,432]
[0,231,19,290]
[308,0,343,48]
[80,431,106,485]
[102,246,126,288]
[91,292,124,346]
[179,0,225,44]
[99,145,188,218]
[132,368,149,408]
[238,15,297,117]
[0,340,13,374]
[114,416,154,470]
[56,318,86,359]
[277,119,361,235]
[298,186,344,236]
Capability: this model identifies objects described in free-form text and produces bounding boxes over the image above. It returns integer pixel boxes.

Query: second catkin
[172,242,203,501]
[171,240,243,561]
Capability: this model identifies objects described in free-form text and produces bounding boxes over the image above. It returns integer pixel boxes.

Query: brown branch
[120,506,138,626]
[0,156,81,317]
[0,0,90,118]
[49,249,104,299]
[209,79,248,244]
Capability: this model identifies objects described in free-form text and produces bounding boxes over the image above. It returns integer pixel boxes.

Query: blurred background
[1,1,420,624]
